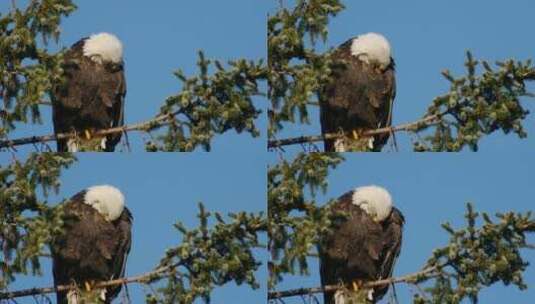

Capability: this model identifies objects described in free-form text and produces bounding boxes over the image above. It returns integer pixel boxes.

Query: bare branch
[0,109,183,149]
[267,112,442,149]
[267,266,439,300]
[0,261,182,300]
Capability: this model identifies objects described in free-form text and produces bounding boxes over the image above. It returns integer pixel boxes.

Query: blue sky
[268,151,535,303]
[272,0,535,153]
[2,1,535,304]
[1,0,269,153]
[1,152,267,303]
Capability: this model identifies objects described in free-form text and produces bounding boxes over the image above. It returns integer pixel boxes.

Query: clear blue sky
[1,152,267,303]
[1,0,269,153]
[2,1,535,304]
[272,0,535,153]
[268,151,535,304]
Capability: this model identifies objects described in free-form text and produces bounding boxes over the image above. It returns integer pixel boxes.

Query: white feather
[351,185,393,222]
[367,289,374,301]
[334,287,375,303]
[334,290,346,304]
[350,32,392,68]
[84,185,125,221]
[67,138,79,152]
[367,137,375,150]
[334,139,347,152]
[83,32,123,63]
[99,289,107,301]
[100,137,107,150]
[67,290,79,304]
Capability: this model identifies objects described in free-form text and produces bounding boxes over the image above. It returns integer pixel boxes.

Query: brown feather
[320,38,396,152]
[51,38,126,152]
[51,191,132,304]
[318,190,404,304]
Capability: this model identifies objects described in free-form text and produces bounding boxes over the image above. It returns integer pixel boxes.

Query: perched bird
[51,185,132,304]
[319,33,396,152]
[318,185,404,303]
[51,32,126,152]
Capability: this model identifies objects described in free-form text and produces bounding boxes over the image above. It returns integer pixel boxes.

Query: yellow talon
[84,130,92,140]
[352,279,364,291]
[352,130,359,140]
[85,281,91,291]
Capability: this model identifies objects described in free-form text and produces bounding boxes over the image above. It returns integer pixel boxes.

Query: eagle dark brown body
[319,190,404,303]
[51,38,126,152]
[51,190,132,304]
[320,38,396,152]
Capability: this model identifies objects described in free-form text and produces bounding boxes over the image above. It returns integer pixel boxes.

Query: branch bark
[267,266,439,300]
[267,112,441,149]
[0,262,181,300]
[0,109,183,149]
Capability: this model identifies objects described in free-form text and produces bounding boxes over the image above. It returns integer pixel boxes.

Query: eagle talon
[319,33,394,152]
[319,185,403,304]
[352,280,363,291]
[52,33,125,152]
[352,130,360,140]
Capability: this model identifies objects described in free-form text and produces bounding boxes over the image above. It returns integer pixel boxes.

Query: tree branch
[267,112,442,149]
[0,109,184,149]
[0,261,182,300]
[267,266,439,300]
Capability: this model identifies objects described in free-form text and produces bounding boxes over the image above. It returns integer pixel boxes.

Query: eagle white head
[350,32,392,68]
[83,32,123,64]
[84,185,125,221]
[351,185,393,222]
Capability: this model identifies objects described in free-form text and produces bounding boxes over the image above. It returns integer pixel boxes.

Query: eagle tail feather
[67,138,79,152]
[66,289,79,304]
[333,288,376,304]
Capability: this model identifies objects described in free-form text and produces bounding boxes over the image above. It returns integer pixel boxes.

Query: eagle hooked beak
[91,201,111,221]
[90,54,104,65]
[360,202,381,222]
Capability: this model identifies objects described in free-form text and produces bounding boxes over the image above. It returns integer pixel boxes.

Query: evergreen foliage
[0,0,76,137]
[146,204,266,303]
[268,0,535,151]
[0,1,267,152]
[268,152,343,287]
[267,153,535,303]
[0,155,267,303]
[0,153,75,289]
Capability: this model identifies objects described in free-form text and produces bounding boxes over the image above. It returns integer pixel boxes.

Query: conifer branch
[267,112,442,149]
[0,261,183,300]
[267,266,439,300]
[0,109,184,149]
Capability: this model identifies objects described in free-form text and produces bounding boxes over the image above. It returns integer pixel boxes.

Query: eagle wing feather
[319,39,396,152]
[51,37,126,152]
[318,192,404,304]
[51,192,132,304]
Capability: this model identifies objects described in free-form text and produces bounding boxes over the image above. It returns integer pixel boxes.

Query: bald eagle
[51,33,126,152]
[320,33,396,152]
[319,185,404,304]
[51,185,132,304]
